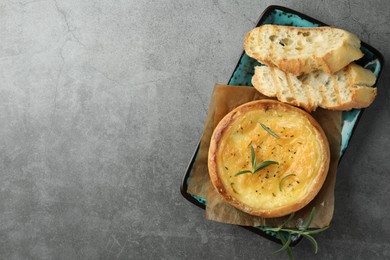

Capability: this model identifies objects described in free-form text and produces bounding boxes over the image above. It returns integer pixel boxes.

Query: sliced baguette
[244,25,364,76]
[251,63,377,112]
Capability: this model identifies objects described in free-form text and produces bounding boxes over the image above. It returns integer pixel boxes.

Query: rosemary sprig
[264,207,328,260]
[234,146,279,176]
[260,123,280,139]
[279,174,297,191]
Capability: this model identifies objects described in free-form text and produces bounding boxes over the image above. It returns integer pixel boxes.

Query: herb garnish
[264,207,329,259]
[279,174,297,191]
[261,123,280,139]
[234,146,279,176]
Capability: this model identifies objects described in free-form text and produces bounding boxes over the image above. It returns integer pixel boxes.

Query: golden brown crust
[208,100,330,218]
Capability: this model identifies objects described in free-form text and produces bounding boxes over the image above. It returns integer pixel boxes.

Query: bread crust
[208,100,330,218]
[244,25,364,76]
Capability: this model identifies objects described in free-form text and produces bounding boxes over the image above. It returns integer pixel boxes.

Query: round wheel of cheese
[208,100,330,218]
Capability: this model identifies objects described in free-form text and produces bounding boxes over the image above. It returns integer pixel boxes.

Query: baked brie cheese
[208,100,330,218]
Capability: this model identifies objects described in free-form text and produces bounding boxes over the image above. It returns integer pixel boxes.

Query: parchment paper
[188,84,342,228]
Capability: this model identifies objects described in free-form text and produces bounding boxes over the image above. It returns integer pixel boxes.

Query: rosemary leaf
[279,212,295,229]
[274,228,302,234]
[261,123,280,139]
[279,233,294,260]
[234,170,252,176]
[303,207,316,230]
[254,161,279,174]
[279,174,297,192]
[273,233,292,254]
[302,234,319,254]
[303,226,329,235]
[286,245,294,260]
[263,227,279,232]
[251,146,256,170]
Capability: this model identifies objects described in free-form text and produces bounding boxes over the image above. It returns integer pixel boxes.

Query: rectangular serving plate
[180,5,385,245]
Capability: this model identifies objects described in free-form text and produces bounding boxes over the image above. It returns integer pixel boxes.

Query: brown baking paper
[188,84,342,228]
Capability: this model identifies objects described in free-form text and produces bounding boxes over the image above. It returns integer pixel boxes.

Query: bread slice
[251,63,377,112]
[244,25,364,75]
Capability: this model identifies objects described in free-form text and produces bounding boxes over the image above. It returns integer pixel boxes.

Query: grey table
[1,0,389,259]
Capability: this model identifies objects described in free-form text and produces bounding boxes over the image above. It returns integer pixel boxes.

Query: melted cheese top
[217,107,326,210]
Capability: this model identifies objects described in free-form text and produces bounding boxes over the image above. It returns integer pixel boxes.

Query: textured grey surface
[1,0,389,259]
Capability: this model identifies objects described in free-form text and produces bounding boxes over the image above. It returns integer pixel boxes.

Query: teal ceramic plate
[181,5,384,245]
